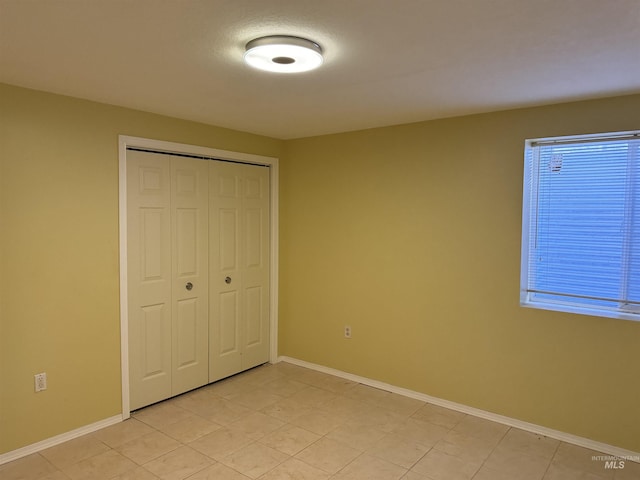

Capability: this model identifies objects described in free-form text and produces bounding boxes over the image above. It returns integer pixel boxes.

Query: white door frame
[118,135,279,418]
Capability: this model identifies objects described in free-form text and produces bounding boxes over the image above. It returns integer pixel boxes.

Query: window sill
[520,300,640,323]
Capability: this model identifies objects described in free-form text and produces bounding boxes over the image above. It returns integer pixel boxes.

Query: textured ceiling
[1,0,639,139]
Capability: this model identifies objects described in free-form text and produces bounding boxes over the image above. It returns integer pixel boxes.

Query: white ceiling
[1,0,639,139]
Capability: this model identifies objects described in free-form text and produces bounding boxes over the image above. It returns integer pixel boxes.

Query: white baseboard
[0,415,123,466]
[3,359,637,467]
[278,356,640,464]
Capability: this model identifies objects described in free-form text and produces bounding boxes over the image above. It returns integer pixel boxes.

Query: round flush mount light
[244,35,323,73]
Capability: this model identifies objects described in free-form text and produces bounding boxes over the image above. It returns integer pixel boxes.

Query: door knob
[225,276,232,284]
[185,282,193,291]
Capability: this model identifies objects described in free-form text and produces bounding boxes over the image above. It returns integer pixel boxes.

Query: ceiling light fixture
[244,35,323,73]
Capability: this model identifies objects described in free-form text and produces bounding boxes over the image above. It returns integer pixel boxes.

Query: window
[521,131,640,321]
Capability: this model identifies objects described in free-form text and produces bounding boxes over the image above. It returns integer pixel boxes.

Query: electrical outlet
[34,372,47,392]
[344,325,352,338]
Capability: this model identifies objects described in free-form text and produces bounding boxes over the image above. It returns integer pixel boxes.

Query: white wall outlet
[344,325,352,338]
[34,372,47,392]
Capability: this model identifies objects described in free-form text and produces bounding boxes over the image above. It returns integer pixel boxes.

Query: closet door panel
[127,150,172,410]
[171,157,209,396]
[209,163,242,381]
[240,164,270,369]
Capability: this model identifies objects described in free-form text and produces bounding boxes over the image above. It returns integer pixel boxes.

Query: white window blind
[521,131,640,320]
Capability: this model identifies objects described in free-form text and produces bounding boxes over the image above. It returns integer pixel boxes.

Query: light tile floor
[1,362,638,480]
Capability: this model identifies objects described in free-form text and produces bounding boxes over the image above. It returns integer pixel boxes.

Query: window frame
[520,130,640,322]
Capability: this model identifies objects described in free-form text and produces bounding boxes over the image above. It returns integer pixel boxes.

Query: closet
[127,149,270,410]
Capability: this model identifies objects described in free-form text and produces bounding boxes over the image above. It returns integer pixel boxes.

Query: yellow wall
[2,81,639,456]
[279,94,640,452]
[0,83,282,454]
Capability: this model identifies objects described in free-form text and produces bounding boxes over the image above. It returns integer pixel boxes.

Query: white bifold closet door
[127,149,270,410]
[127,150,209,410]
[209,161,270,383]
